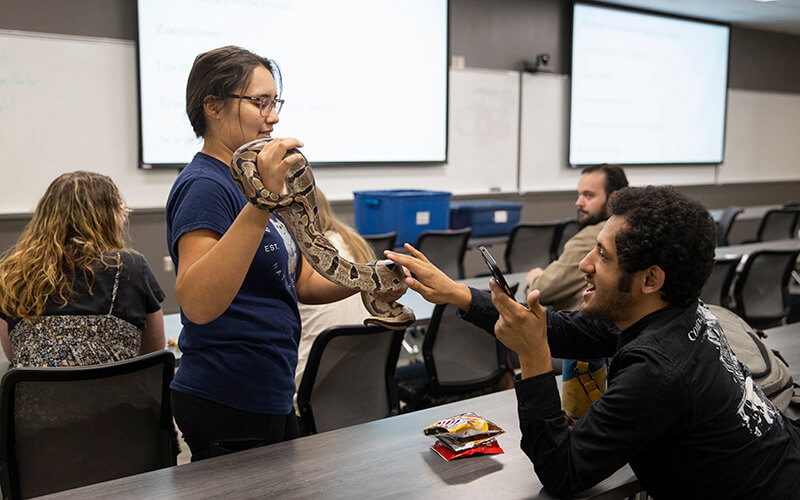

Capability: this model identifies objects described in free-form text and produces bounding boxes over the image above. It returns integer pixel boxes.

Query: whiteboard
[0,30,178,214]
[719,88,800,183]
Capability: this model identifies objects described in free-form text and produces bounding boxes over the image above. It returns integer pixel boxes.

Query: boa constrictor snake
[230,138,415,331]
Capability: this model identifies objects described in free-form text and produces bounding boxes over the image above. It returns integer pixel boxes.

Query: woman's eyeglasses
[227,94,284,116]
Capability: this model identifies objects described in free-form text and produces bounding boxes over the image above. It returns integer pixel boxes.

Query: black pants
[171,389,299,462]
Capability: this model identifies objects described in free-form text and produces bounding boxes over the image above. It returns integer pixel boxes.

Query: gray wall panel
[2,0,136,40]
[728,27,800,92]
[450,0,570,73]
[4,0,800,92]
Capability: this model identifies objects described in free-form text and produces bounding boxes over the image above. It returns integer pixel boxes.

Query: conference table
[40,384,641,500]
[762,322,800,381]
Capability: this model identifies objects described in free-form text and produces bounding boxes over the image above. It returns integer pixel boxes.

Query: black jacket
[460,289,800,499]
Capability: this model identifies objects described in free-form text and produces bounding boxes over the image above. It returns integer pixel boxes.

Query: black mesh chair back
[733,250,800,329]
[505,222,561,273]
[424,302,508,393]
[700,256,740,308]
[414,228,471,279]
[363,231,397,257]
[716,205,743,246]
[755,209,800,242]
[297,325,403,435]
[553,219,581,259]
[0,351,176,499]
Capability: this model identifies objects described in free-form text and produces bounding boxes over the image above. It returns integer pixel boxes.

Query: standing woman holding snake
[167,46,403,461]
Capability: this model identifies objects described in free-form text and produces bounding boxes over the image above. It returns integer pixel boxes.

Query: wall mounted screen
[569,3,729,166]
[137,0,448,167]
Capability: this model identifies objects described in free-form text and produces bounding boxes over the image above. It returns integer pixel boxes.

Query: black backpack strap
[791,383,800,410]
[773,348,790,368]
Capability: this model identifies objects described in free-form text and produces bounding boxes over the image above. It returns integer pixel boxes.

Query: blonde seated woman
[294,189,375,405]
[0,171,166,367]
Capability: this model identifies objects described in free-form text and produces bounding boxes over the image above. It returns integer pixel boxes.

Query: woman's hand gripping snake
[229,138,415,330]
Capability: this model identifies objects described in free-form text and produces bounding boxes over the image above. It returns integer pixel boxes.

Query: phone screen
[477,245,515,299]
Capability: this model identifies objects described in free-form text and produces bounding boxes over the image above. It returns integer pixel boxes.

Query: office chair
[363,231,397,257]
[414,228,472,279]
[700,256,741,309]
[733,249,800,329]
[553,219,581,260]
[504,222,562,273]
[715,205,744,246]
[396,302,508,412]
[752,209,800,242]
[296,325,404,435]
[0,351,177,499]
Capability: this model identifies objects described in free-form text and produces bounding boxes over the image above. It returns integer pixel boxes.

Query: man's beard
[577,205,609,227]
[580,271,635,322]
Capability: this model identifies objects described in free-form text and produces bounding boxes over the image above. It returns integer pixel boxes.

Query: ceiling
[599,0,800,36]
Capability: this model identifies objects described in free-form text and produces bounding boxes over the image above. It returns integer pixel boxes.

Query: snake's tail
[360,293,416,331]
[363,316,414,331]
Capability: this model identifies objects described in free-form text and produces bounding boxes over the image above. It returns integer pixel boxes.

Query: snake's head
[372,259,407,289]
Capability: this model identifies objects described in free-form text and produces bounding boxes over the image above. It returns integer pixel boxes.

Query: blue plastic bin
[354,190,452,245]
[449,200,523,237]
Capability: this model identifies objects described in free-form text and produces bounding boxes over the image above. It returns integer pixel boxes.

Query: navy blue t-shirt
[166,152,300,414]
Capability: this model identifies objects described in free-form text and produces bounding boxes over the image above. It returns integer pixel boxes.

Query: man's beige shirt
[524,220,605,311]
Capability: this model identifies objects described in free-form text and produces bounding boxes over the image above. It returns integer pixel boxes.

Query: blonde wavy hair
[315,189,375,263]
[0,171,129,320]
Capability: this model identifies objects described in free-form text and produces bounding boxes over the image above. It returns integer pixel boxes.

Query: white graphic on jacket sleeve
[696,305,778,437]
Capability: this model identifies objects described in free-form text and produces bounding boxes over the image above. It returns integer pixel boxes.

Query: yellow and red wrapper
[423,412,505,461]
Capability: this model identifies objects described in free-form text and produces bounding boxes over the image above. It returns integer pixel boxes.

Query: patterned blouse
[8,253,158,367]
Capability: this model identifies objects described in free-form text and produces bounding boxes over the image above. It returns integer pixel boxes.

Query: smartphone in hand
[477,245,515,299]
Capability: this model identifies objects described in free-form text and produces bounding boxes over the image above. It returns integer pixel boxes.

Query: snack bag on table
[423,412,505,461]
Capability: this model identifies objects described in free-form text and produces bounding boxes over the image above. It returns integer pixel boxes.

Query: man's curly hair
[608,186,716,305]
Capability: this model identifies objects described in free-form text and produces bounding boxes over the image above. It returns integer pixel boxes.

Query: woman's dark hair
[609,185,716,305]
[185,45,282,138]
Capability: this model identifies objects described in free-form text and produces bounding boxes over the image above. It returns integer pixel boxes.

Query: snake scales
[230,138,415,331]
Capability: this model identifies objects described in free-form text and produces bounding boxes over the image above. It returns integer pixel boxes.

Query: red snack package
[424,412,505,461]
[431,439,504,461]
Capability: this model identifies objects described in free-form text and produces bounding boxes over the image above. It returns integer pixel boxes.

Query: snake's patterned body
[230,138,415,330]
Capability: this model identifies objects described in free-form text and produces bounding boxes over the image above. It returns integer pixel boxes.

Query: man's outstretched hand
[384,244,472,310]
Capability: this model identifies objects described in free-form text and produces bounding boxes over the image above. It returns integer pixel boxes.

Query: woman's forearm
[175,204,271,324]
[295,257,358,305]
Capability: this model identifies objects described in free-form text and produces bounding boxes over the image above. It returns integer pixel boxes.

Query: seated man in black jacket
[385,186,800,499]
